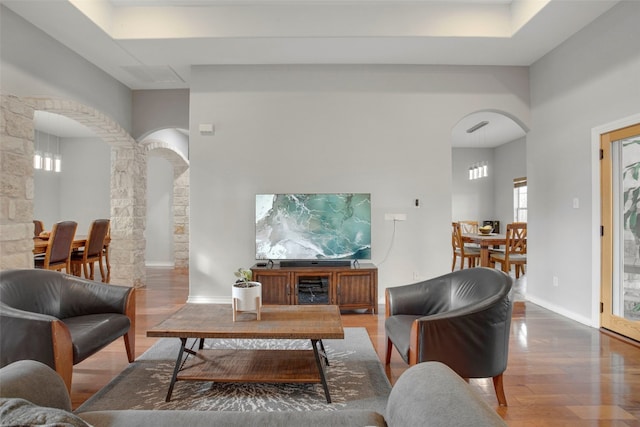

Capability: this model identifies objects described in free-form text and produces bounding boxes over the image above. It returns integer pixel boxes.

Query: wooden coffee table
[147,304,344,402]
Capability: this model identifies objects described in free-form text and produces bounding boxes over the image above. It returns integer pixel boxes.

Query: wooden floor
[71,268,640,426]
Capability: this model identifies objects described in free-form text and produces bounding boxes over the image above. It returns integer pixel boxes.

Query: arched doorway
[0,95,146,287]
[451,110,528,232]
[142,135,190,271]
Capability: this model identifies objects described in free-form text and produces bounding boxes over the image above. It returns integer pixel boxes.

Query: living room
[1,0,639,425]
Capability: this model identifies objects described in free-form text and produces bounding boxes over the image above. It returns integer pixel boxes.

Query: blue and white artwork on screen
[255,193,372,260]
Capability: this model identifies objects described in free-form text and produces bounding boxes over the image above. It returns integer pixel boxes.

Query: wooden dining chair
[489,222,527,278]
[451,222,480,271]
[458,220,480,249]
[34,221,78,273]
[70,219,110,282]
[33,220,44,238]
[458,220,479,234]
[102,223,111,283]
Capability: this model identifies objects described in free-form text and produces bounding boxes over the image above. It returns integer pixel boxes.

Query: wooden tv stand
[251,262,378,314]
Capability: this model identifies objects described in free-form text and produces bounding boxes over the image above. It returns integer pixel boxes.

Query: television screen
[256,193,371,260]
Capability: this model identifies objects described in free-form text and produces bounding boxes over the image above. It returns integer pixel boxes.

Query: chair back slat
[505,223,527,258]
[85,219,110,257]
[33,220,44,237]
[451,222,464,253]
[458,220,478,234]
[46,221,77,265]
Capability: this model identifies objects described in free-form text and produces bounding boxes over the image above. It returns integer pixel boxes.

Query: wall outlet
[553,276,559,287]
[385,213,407,221]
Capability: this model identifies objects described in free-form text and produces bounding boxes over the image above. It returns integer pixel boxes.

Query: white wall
[528,1,640,325]
[146,156,174,266]
[59,138,110,234]
[451,148,495,224]
[494,138,526,229]
[34,136,110,234]
[188,64,530,303]
[0,6,132,132]
[132,89,189,141]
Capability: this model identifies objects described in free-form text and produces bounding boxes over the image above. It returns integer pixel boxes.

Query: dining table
[462,233,507,267]
[33,235,87,255]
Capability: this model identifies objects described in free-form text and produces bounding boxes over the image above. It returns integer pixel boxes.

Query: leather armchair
[385,267,513,406]
[0,269,135,392]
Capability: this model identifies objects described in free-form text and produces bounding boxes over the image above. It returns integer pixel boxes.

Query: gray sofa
[0,359,507,426]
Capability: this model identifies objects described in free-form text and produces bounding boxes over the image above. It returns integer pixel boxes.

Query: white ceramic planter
[232,281,262,311]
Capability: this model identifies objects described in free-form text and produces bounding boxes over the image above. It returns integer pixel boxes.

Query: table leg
[311,339,331,403]
[480,243,491,267]
[318,339,329,366]
[166,338,188,402]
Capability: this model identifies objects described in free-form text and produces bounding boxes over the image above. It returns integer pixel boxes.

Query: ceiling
[3,0,619,146]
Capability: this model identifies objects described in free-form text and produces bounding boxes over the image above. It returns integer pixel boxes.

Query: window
[513,177,527,222]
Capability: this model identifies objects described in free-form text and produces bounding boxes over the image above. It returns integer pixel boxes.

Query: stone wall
[174,168,190,271]
[0,96,35,269]
[0,95,147,288]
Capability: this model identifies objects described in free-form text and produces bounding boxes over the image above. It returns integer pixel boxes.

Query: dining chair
[458,220,479,234]
[459,220,481,249]
[451,222,480,271]
[33,220,44,238]
[34,221,78,273]
[102,223,111,283]
[70,219,110,282]
[489,222,527,278]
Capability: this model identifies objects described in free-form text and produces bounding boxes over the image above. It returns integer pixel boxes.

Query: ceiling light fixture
[466,121,489,133]
[33,130,43,170]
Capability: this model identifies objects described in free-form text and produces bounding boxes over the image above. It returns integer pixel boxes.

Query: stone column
[0,95,35,270]
[110,143,147,287]
[174,167,190,271]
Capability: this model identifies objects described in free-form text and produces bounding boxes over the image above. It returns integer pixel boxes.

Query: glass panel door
[601,123,640,341]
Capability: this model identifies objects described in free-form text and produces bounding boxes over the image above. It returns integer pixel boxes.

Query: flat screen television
[256,193,371,261]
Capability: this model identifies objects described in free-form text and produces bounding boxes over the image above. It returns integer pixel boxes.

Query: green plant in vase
[234,268,254,287]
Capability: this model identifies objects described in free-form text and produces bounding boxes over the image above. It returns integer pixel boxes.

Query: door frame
[592,113,640,328]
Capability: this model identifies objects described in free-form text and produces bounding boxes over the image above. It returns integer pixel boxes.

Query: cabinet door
[336,271,376,313]
[253,271,291,305]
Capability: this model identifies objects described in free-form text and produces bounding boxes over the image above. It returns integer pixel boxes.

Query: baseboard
[145,262,175,268]
[187,295,230,304]
[525,295,596,327]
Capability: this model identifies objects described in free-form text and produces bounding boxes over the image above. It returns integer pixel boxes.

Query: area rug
[76,327,391,413]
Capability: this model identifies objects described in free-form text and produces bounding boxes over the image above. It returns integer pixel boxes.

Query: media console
[251,262,378,314]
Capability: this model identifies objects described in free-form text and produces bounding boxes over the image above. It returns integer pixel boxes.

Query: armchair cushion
[65,314,131,362]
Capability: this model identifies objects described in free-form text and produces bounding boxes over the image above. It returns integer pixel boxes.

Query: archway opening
[141,129,190,271]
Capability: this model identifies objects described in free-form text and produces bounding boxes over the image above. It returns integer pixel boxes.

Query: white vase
[232,281,262,311]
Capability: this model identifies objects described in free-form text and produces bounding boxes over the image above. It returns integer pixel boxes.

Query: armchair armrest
[385,276,451,317]
[59,275,134,318]
[0,303,73,392]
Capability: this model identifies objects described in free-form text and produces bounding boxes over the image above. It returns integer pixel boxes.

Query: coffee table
[147,304,344,402]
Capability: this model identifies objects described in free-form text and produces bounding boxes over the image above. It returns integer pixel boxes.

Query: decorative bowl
[479,228,492,235]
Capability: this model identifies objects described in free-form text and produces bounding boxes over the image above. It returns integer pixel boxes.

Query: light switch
[199,123,215,135]
[573,198,579,209]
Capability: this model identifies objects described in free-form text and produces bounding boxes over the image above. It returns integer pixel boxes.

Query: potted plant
[232,268,262,321]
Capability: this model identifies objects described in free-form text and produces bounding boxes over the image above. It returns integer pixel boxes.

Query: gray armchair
[385,267,513,406]
[0,269,135,393]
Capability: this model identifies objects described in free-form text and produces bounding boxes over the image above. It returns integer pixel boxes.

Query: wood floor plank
[68,268,640,426]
